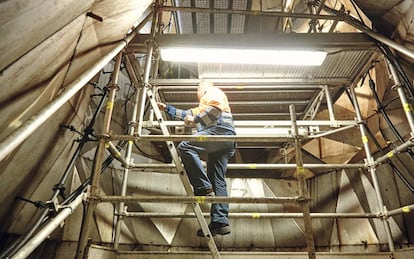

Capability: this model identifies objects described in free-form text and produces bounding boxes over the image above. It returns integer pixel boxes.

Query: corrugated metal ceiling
[198,49,375,80]
[155,1,378,120]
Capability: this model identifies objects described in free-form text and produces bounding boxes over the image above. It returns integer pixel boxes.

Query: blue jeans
[178,126,236,224]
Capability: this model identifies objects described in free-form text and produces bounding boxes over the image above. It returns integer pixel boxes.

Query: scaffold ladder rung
[146,87,221,259]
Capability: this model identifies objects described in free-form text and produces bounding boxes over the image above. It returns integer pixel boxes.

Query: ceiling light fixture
[159,47,327,66]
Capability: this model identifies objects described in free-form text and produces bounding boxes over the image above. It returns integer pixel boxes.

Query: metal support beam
[0,6,154,163]
[90,195,301,204]
[76,52,123,259]
[150,78,351,86]
[302,89,325,120]
[123,211,382,219]
[113,4,159,250]
[324,85,336,125]
[142,17,221,257]
[322,5,414,60]
[141,119,357,127]
[112,134,294,142]
[388,204,414,217]
[387,59,414,134]
[130,163,366,170]
[106,141,128,167]
[374,139,414,167]
[348,86,395,252]
[290,105,316,259]
[124,203,414,218]
[0,39,129,162]
[13,194,85,259]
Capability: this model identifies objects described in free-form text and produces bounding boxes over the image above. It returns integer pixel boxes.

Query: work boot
[197,222,231,237]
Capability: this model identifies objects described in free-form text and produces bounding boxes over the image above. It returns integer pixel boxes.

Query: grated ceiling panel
[214,13,228,33]
[231,0,248,33]
[174,0,191,33]
[175,0,248,34]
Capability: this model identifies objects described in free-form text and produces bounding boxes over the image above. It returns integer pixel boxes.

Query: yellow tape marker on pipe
[362,136,368,143]
[248,164,257,169]
[386,152,394,158]
[402,206,410,213]
[404,103,411,112]
[196,196,206,204]
[297,166,305,175]
[197,136,207,142]
[106,101,114,110]
[252,213,261,219]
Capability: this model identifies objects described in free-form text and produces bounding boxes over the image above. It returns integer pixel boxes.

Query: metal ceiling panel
[154,33,376,119]
[174,0,248,34]
[159,87,317,120]
[198,49,376,82]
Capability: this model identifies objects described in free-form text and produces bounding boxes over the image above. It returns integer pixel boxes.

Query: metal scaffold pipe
[90,195,301,204]
[112,134,295,142]
[374,139,414,167]
[130,163,366,171]
[290,105,316,259]
[123,212,378,219]
[349,86,395,252]
[142,119,357,127]
[106,141,128,167]
[387,59,414,134]
[76,52,124,259]
[0,8,156,163]
[321,5,414,61]
[0,42,128,162]
[113,6,160,249]
[12,194,85,259]
[388,204,414,217]
[324,85,336,124]
[122,203,414,219]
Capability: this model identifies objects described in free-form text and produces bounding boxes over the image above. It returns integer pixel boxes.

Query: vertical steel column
[324,85,336,125]
[14,194,86,259]
[112,8,155,245]
[136,7,159,137]
[140,5,220,252]
[112,11,151,248]
[113,84,142,248]
[348,86,395,251]
[76,52,123,259]
[387,60,414,133]
[289,105,316,259]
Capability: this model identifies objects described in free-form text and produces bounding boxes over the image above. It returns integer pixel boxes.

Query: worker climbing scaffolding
[158,80,237,236]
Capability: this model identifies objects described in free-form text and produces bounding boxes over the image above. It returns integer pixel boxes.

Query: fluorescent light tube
[159,47,327,66]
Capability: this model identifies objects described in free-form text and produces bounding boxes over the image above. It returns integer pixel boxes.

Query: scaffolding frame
[1,2,414,259]
[74,3,414,259]
[83,79,414,258]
